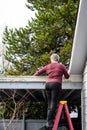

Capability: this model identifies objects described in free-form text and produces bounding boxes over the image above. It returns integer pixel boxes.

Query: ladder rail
[52,101,74,130]
[52,104,63,130]
[64,104,74,130]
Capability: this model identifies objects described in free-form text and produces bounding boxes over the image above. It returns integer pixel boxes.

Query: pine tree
[2,0,78,75]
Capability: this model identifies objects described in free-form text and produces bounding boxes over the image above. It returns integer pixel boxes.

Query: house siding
[82,62,87,130]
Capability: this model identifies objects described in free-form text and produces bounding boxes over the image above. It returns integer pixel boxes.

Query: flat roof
[0,75,82,89]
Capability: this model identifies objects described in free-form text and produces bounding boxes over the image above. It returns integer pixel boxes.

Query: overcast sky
[0,0,35,41]
[0,0,35,68]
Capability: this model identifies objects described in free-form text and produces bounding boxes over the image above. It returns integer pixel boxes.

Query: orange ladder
[52,101,74,130]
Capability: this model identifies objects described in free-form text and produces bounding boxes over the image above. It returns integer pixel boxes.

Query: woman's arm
[34,66,47,76]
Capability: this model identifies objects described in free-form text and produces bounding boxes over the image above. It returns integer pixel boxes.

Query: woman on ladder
[34,53,70,130]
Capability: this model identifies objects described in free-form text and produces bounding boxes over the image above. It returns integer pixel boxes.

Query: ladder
[52,101,74,130]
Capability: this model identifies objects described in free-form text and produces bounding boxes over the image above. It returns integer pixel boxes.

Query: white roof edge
[69,0,87,74]
[0,75,82,83]
[69,0,82,73]
[0,76,82,90]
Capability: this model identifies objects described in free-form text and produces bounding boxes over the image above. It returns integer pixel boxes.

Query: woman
[34,53,70,130]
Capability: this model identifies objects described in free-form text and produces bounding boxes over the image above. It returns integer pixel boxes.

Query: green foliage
[25,101,47,119]
[0,101,47,119]
[0,102,6,119]
[2,0,79,75]
[3,26,36,75]
[26,0,79,67]
[59,40,72,65]
[26,0,78,66]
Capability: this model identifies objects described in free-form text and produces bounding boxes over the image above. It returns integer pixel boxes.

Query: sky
[0,0,35,40]
[0,0,35,70]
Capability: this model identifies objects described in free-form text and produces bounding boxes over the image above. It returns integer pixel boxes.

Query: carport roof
[0,76,82,105]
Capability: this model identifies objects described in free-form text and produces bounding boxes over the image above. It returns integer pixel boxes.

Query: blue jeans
[45,82,61,128]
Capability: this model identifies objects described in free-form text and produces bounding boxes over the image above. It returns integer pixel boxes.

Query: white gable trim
[69,0,87,74]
